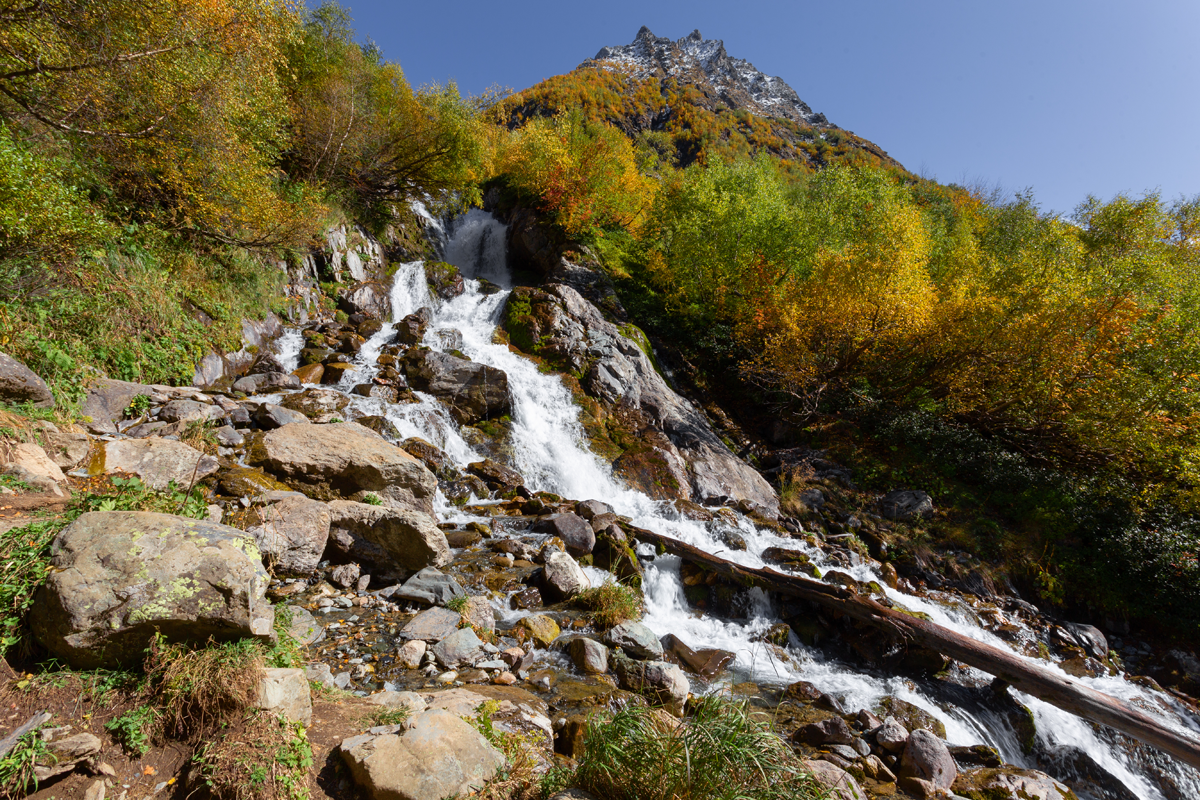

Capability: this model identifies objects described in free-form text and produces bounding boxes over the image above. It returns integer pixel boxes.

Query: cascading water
[273,207,1200,800]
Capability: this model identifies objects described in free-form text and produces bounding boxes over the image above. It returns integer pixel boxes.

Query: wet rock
[249,422,437,514]
[446,530,482,548]
[899,729,956,791]
[247,495,330,575]
[605,621,663,660]
[612,655,689,716]
[218,466,291,497]
[320,362,357,383]
[253,403,311,429]
[659,633,734,679]
[949,744,1002,768]
[540,549,590,602]
[293,363,324,384]
[279,387,350,422]
[233,372,301,395]
[425,261,465,299]
[400,607,462,642]
[1061,622,1108,660]
[92,438,218,491]
[351,384,398,404]
[509,587,543,610]
[393,311,430,345]
[30,511,273,669]
[569,637,609,674]
[876,697,947,739]
[515,614,561,648]
[796,716,855,746]
[952,767,1076,800]
[533,513,595,557]
[256,668,312,725]
[878,489,934,521]
[467,458,523,489]
[401,438,459,481]
[213,425,244,448]
[432,627,486,669]
[402,348,512,425]
[875,716,910,753]
[390,567,466,606]
[354,415,402,439]
[0,351,54,407]
[803,759,867,800]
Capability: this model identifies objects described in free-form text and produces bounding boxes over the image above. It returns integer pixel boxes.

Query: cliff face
[589,26,824,126]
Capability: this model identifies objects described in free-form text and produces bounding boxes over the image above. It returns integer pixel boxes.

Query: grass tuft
[573,581,644,629]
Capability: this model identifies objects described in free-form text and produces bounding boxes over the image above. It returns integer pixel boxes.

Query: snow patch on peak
[589,27,823,125]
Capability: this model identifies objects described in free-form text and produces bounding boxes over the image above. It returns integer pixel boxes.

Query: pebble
[435,671,457,684]
[493,672,517,685]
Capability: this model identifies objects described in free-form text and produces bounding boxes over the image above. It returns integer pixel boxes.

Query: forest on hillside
[3,0,1198,636]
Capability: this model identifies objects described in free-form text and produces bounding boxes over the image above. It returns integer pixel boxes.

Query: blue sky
[333,0,1200,216]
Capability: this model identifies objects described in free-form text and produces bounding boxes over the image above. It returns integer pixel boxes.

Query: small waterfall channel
[273,207,1200,800]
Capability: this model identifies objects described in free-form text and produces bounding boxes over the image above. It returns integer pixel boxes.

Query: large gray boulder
[402,349,511,425]
[93,438,218,491]
[899,729,957,791]
[540,549,590,602]
[232,372,301,395]
[533,513,594,557]
[388,567,465,606]
[340,709,504,800]
[80,378,156,434]
[605,621,663,660]
[30,511,274,669]
[503,285,778,514]
[328,500,451,571]
[247,495,331,575]
[613,655,689,716]
[247,422,437,514]
[431,628,485,669]
[0,351,53,408]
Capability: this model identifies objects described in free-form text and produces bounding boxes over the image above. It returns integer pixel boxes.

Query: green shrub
[573,581,643,628]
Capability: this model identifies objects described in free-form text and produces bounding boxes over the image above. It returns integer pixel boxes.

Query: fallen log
[630,526,1200,771]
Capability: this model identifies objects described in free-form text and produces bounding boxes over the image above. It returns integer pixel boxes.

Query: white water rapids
[275,208,1200,800]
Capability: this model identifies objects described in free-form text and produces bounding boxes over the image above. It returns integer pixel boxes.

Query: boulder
[400,607,463,642]
[35,423,91,469]
[328,501,450,571]
[396,640,427,668]
[389,567,465,606]
[575,499,613,520]
[252,403,310,430]
[393,310,430,345]
[605,621,663,660]
[431,628,485,669]
[802,759,867,800]
[232,372,301,395]
[92,438,218,492]
[659,634,735,679]
[340,709,504,800]
[158,399,222,424]
[402,349,511,425]
[612,656,689,716]
[367,690,427,716]
[217,466,291,498]
[899,729,956,791]
[533,513,594,557]
[248,422,437,514]
[515,614,560,648]
[247,495,331,575]
[257,668,312,725]
[355,415,402,440]
[286,605,324,646]
[952,767,1077,800]
[30,511,274,668]
[80,378,156,434]
[2,442,68,495]
[425,261,465,300]
[795,716,855,746]
[878,489,934,521]
[351,384,400,403]
[0,351,54,408]
[462,596,495,635]
[339,281,390,320]
[279,387,350,422]
[467,458,523,490]
[540,549,590,602]
[569,637,608,674]
[331,563,360,589]
[402,438,459,481]
[293,363,324,384]
[875,716,910,753]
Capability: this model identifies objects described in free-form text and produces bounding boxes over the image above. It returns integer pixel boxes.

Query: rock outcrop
[92,438,219,491]
[0,351,54,408]
[327,500,451,572]
[402,348,511,425]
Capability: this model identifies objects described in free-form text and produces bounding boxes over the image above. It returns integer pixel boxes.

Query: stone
[796,716,855,746]
[351,383,400,403]
[463,596,495,635]
[279,387,351,422]
[952,767,1076,800]
[575,499,613,520]
[425,261,465,299]
[397,639,427,669]
[247,495,330,575]
[30,511,273,669]
[253,403,311,430]
[2,443,67,495]
[305,663,337,689]
[355,415,402,439]
[0,351,53,407]
[1062,622,1108,660]
[218,466,291,497]
[331,563,360,588]
[286,605,324,646]
[402,348,511,425]
[467,458,523,489]
[878,489,934,521]
[432,627,486,669]
[606,621,663,660]
[569,637,608,674]
[91,438,218,492]
[900,729,957,791]
[213,425,244,448]
[293,363,324,384]
[400,607,463,642]
[509,586,542,610]
[328,501,450,572]
[158,399,222,424]
[340,709,504,800]
[80,378,156,433]
[802,759,867,800]
[257,667,312,725]
[659,633,735,679]
[340,282,390,319]
[232,372,301,395]
[613,656,689,716]
[401,438,459,481]
[389,567,465,606]
[515,614,561,648]
[367,690,427,717]
[534,513,595,557]
[876,697,947,739]
[36,425,91,469]
[540,549,590,602]
[875,716,910,753]
[248,422,437,514]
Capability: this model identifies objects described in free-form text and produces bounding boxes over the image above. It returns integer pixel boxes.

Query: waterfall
[279,207,1200,800]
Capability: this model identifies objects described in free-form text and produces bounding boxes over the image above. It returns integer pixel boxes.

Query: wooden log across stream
[629,525,1200,771]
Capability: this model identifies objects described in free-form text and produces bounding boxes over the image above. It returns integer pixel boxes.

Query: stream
[274,207,1200,800]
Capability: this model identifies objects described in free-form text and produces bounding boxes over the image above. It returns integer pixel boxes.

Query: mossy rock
[217,466,291,498]
[874,696,947,739]
[424,260,465,299]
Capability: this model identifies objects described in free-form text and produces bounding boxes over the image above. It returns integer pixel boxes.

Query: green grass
[0,720,52,799]
[573,581,643,629]
[445,594,469,614]
[569,697,822,800]
[105,704,159,756]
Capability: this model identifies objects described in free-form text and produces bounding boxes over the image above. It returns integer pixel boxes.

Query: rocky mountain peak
[589,27,825,126]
